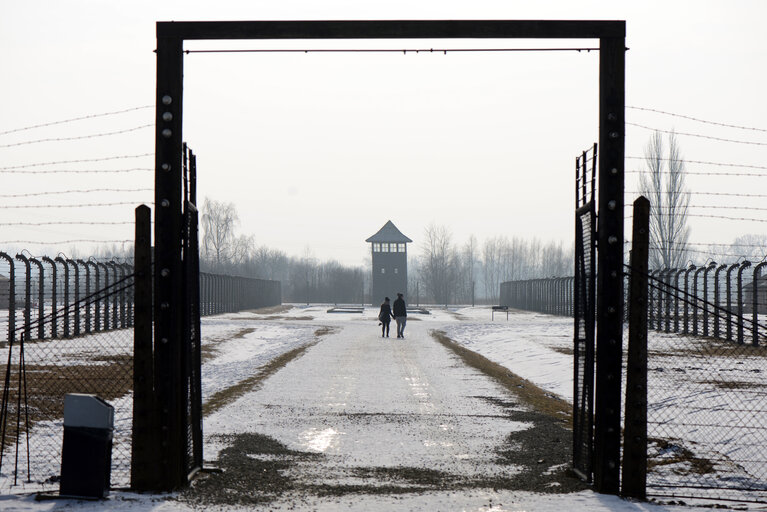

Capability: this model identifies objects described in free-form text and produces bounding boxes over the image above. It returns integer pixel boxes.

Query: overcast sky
[1,1,766,267]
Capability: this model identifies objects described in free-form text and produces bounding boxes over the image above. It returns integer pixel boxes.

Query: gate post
[132,204,158,490]
[593,34,625,494]
[154,33,186,489]
[622,196,649,499]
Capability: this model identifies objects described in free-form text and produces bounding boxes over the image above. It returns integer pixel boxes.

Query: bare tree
[420,223,458,304]
[639,130,690,269]
[201,198,248,268]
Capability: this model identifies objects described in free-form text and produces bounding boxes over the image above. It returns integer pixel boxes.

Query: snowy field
[1,305,765,510]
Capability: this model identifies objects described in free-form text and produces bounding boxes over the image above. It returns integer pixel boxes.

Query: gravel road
[183,315,587,510]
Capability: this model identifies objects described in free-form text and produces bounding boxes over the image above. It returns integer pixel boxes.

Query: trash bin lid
[64,394,114,429]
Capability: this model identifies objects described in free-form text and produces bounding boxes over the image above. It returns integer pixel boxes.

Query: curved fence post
[77,260,90,334]
[107,262,119,330]
[0,252,16,345]
[87,260,100,331]
[693,266,706,336]
[726,263,739,342]
[118,263,128,329]
[98,262,110,330]
[54,256,70,338]
[713,264,727,339]
[683,265,695,335]
[754,261,767,346]
[42,256,57,338]
[703,262,717,337]
[122,263,134,327]
[674,268,685,333]
[737,261,752,344]
[663,269,673,333]
[66,259,80,337]
[30,257,45,340]
[15,253,32,342]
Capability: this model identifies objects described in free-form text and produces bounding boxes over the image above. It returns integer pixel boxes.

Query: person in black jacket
[378,297,394,337]
[392,292,407,338]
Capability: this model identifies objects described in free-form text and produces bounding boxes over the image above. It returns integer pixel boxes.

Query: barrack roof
[365,220,412,243]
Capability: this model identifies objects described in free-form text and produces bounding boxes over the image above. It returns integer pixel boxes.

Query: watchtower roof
[365,220,412,243]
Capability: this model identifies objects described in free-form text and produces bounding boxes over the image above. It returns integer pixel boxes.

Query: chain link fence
[0,250,282,493]
[0,275,134,492]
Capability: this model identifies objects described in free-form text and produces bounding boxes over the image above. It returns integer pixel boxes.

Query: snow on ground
[1,305,762,510]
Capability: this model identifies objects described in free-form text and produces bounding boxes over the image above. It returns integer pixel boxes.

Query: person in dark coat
[378,297,394,337]
[392,292,407,338]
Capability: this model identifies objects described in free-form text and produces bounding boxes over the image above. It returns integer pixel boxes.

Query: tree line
[199,198,572,305]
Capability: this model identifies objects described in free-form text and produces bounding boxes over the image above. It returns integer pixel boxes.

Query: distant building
[366,221,411,305]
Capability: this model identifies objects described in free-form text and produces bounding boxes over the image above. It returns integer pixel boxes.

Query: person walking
[378,297,394,338]
[393,292,407,339]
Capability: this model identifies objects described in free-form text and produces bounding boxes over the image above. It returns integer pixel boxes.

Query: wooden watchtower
[366,220,411,305]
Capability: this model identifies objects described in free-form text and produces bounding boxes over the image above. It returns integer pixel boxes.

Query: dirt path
[184,317,587,509]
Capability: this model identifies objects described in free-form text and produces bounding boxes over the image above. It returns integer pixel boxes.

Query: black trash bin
[60,393,114,498]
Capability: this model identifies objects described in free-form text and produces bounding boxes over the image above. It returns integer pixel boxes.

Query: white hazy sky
[1,1,766,267]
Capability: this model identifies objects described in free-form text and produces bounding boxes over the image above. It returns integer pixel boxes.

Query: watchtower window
[397,243,406,253]
[381,268,385,274]
[394,268,399,274]
[373,243,381,252]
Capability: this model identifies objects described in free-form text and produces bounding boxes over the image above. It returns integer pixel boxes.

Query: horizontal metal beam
[157,20,625,41]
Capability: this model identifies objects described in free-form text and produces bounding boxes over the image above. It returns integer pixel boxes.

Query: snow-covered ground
[1,305,764,510]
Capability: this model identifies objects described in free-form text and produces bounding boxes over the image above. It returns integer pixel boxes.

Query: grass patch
[201,327,256,363]
[1,354,132,449]
[203,326,336,416]
[430,329,571,426]
[648,438,715,475]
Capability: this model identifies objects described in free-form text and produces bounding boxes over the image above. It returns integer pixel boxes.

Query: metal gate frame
[153,19,626,492]
[573,144,597,481]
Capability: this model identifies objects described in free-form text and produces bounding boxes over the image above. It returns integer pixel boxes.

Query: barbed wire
[626,122,767,146]
[0,154,152,171]
[0,168,153,175]
[626,190,767,199]
[627,106,767,133]
[0,106,152,137]
[626,204,767,213]
[0,188,152,198]
[625,156,767,170]
[0,202,148,209]
[0,239,133,245]
[1,221,144,226]
[624,213,767,223]
[625,169,767,178]
[0,124,153,148]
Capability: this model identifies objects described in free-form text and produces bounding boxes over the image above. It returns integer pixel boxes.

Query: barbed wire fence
[0,107,280,493]
[501,107,767,502]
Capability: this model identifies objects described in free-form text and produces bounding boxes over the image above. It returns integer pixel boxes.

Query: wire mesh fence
[500,260,767,501]
[0,249,282,494]
[641,269,767,502]
[0,276,134,492]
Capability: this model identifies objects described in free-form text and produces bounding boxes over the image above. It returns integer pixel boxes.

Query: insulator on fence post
[726,263,739,342]
[42,256,57,338]
[737,261,752,344]
[713,264,727,339]
[754,261,767,346]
